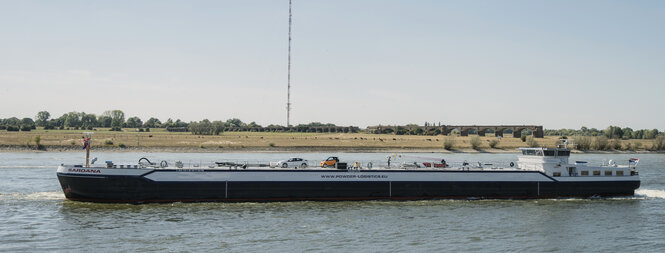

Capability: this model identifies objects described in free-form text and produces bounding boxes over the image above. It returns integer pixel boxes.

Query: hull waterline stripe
[57,174,106,179]
[63,193,637,204]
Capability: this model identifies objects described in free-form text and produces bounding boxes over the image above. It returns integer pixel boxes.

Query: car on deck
[320,156,339,168]
[276,158,309,168]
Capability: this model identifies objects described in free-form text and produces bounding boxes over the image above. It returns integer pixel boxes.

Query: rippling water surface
[1,152,664,252]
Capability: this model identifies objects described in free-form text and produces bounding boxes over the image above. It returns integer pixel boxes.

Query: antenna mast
[82,132,92,167]
[286,0,292,127]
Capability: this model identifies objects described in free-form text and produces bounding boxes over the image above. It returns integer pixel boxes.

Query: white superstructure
[517,146,637,178]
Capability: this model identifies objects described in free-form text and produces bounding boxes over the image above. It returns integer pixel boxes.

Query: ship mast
[83,132,92,167]
[286,0,292,127]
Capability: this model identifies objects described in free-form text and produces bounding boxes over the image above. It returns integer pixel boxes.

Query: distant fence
[366,125,544,138]
[226,126,360,133]
[165,124,543,138]
[167,126,361,133]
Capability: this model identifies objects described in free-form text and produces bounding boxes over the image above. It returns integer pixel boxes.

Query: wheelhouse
[520,148,570,157]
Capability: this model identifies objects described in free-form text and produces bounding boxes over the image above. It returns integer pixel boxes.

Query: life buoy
[509,162,515,167]
[367,162,373,169]
[160,160,168,168]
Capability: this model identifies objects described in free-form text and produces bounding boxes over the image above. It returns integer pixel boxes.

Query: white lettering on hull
[68,168,101,173]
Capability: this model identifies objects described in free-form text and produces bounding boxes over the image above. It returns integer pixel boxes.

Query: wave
[0,191,64,201]
[635,189,665,199]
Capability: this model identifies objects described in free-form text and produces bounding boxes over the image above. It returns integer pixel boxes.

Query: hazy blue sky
[1,0,663,129]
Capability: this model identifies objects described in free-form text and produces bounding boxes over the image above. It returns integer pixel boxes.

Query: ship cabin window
[522,149,537,155]
[593,170,601,176]
[552,172,561,177]
[581,171,589,176]
[605,170,612,176]
[534,150,570,157]
[616,171,624,176]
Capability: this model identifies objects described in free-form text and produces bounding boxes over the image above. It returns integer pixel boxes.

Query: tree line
[1,110,144,131]
[0,110,348,134]
[1,110,661,139]
[544,126,661,140]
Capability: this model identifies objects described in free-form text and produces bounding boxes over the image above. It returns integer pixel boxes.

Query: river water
[1,152,664,252]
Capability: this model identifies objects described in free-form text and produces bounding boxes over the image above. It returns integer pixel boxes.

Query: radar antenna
[286,0,293,127]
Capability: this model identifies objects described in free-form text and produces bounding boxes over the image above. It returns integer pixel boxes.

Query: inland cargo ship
[56,140,640,203]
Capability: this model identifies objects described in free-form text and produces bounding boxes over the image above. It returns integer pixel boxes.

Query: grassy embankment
[0,128,658,152]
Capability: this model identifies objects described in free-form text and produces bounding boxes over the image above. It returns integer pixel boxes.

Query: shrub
[20,126,32,131]
[118,143,126,148]
[269,142,276,147]
[624,142,633,151]
[6,126,19,131]
[443,137,455,150]
[104,140,114,145]
[526,136,539,147]
[593,136,609,150]
[34,135,44,150]
[470,136,482,150]
[576,136,592,151]
[610,138,622,150]
[488,139,499,148]
[520,133,527,142]
[653,136,665,150]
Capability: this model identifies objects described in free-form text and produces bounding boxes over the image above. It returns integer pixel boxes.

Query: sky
[1,0,664,130]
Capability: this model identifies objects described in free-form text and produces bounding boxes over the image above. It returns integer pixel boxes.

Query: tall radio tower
[286,0,293,127]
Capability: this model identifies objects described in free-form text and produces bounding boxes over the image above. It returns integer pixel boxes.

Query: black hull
[57,173,640,203]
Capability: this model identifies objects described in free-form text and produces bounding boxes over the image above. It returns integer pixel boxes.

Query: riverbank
[0,129,660,153]
[2,145,661,154]
[0,145,521,153]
